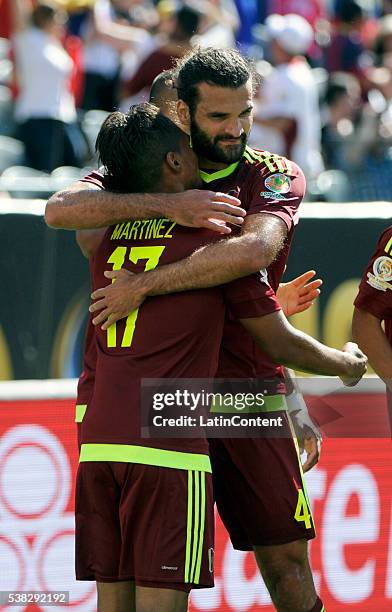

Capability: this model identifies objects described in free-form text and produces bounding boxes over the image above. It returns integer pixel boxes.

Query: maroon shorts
[209,411,315,550]
[75,462,214,590]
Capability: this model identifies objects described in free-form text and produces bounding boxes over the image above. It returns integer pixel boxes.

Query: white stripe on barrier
[0,376,384,401]
[0,198,391,219]
[0,379,78,400]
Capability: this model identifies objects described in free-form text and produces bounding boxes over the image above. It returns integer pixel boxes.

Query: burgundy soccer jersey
[81,147,304,394]
[78,174,281,466]
[76,262,97,409]
[354,225,392,409]
[76,314,96,406]
[201,147,304,389]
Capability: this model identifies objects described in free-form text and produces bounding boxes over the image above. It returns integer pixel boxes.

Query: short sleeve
[223,273,281,319]
[354,226,392,320]
[246,159,305,231]
[80,170,107,190]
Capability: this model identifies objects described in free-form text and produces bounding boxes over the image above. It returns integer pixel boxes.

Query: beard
[190,118,248,164]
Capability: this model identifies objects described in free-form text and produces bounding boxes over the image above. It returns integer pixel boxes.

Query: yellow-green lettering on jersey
[106,245,166,349]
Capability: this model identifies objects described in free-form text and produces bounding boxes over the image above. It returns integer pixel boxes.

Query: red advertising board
[0,386,391,611]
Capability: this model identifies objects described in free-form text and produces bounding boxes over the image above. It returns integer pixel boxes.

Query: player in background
[45,49,362,612]
[352,225,392,422]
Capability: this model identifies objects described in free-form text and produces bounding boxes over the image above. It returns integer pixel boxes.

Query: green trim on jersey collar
[79,443,212,472]
[199,145,260,183]
[199,160,240,183]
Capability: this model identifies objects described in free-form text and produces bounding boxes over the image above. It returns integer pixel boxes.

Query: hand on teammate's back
[340,342,368,387]
[165,191,246,234]
[90,268,143,330]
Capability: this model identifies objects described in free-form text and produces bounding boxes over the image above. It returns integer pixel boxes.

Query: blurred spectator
[324,0,368,75]
[10,0,88,171]
[321,71,362,170]
[122,4,201,101]
[382,0,392,15]
[0,0,12,39]
[267,0,324,28]
[191,0,239,48]
[233,0,259,52]
[251,13,324,179]
[374,14,392,65]
[54,1,96,37]
[79,0,153,111]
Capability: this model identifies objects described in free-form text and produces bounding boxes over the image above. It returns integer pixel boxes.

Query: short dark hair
[176,48,260,114]
[149,69,175,105]
[31,3,59,29]
[96,103,184,193]
[324,72,359,105]
[175,5,201,38]
[335,0,363,24]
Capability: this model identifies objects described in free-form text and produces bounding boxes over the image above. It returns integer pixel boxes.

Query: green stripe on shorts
[185,471,207,584]
[79,444,211,472]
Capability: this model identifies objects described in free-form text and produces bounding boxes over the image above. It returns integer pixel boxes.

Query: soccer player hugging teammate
[74,104,282,612]
[46,50,367,612]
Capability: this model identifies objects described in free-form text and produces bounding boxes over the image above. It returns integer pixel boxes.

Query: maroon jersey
[201,146,304,390]
[81,147,304,394]
[354,226,392,410]
[76,314,95,406]
[78,176,281,469]
[76,262,96,410]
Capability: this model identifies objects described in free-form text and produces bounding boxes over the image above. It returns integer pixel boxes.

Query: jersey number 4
[106,245,165,348]
[294,488,312,529]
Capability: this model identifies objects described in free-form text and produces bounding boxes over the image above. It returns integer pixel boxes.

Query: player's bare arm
[45,180,246,232]
[352,307,392,391]
[76,229,107,259]
[89,214,287,329]
[240,310,367,385]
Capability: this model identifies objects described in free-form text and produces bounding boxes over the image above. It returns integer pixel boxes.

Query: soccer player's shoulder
[243,146,305,197]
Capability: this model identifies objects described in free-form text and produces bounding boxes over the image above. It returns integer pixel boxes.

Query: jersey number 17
[106,245,166,348]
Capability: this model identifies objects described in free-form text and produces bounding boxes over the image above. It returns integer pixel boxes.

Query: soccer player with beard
[45,49,360,612]
[70,101,365,612]
[74,102,288,612]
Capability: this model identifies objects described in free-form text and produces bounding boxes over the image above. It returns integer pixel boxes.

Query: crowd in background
[1,0,392,201]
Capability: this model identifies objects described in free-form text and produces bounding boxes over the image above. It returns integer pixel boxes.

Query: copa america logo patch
[260,173,291,200]
[264,173,291,194]
[373,256,392,282]
[366,255,392,291]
